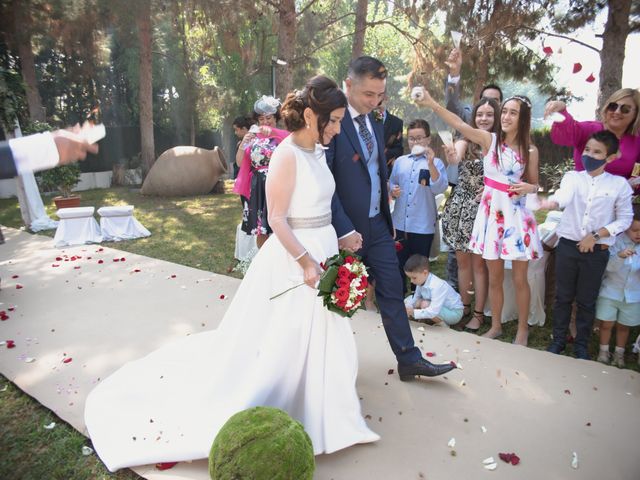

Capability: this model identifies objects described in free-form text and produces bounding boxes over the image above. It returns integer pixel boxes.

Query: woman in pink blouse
[545,88,640,188]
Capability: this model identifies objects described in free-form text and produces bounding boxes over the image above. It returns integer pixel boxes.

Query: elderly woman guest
[233,95,289,248]
[545,88,640,187]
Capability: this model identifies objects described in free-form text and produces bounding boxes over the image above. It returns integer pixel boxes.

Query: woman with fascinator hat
[415,89,542,346]
[233,95,290,248]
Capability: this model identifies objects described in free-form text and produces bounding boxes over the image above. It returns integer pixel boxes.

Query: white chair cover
[234,223,257,260]
[98,206,151,242]
[53,207,102,247]
[20,171,58,231]
[497,211,564,326]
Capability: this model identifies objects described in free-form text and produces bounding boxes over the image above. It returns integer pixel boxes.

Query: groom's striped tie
[354,114,373,155]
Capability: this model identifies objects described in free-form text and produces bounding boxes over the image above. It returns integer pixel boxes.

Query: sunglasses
[606,102,635,115]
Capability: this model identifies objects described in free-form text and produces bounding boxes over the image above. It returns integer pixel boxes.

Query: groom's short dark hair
[348,56,388,81]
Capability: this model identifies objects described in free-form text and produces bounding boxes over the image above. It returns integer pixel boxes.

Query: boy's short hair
[633,203,640,222]
[232,116,253,130]
[589,130,619,156]
[407,119,430,137]
[403,254,430,273]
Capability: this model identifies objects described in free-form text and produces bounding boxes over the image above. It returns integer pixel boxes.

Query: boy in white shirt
[403,254,464,326]
[540,130,633,359]
[596,205,640,368]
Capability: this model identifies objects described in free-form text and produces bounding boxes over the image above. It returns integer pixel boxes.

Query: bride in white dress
[84,76,380,472]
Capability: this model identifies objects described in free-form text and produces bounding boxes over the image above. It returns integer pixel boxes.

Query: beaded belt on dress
[287,212,332,229]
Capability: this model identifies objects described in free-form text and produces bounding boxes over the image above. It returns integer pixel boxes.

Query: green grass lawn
[0,183,638,478]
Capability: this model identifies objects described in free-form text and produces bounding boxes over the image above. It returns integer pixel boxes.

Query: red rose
[335,287,350,302]
[360,276,368,288]
[394,241,403,252]
[344,256,355,264]
[336,276,351,288]
[337,266,350,278]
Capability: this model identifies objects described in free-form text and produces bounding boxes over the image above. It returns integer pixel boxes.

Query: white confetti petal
[602,370,608,374]
[459,379,466,387]
[44,422,56,429]
[571,452,578,469]
[626,392,632,396]
[484,463,497,470]
[417,326,425,332]
[0,341,6,346]
[481,426,487,433]
[24,357,36,363]
[483,456,495,465]
[447,437,456,448]
[462,349,470,353]
[82,446,94,456]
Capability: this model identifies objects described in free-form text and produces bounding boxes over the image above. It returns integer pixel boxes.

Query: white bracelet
[294,250,308,261]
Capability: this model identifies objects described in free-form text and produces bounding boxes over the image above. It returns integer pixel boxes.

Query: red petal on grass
[426,352,435,357]
[62,357,72,364]
[52,264,60,267]
[16,284,23,289]
[499,453,512,463]
[120,257,126,262]
[219,294,227,300]
[586,73,595,83]
[98,260,104,264]
[586,422,591,426]
[113,258,120,262]
[74,266,81,270]
[510,454,520,465]
[133,269,141,273]
[11,275,18,279]
[171,274,177,278]
[387,369,394,375]
[56,257,63,261]
[572,62,582,73]
[8,307,15,311]
[155,462,178,471]
[543,46,553,56]
[1,313,9,321]
[96,248,104,252]
[87,256,92,260]
[6,340,16,348]
[564,389,571,395]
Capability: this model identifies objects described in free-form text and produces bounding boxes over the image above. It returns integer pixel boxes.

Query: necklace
[291,139,316,153]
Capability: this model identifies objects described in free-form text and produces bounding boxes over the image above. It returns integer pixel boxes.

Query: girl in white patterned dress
[414,89,541,346]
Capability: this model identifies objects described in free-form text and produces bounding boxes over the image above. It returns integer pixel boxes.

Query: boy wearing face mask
[389,119,448,293]
[540,130,633,360]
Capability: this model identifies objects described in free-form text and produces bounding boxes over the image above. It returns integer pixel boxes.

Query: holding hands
[618,248,636,259]
[338,231,363,253]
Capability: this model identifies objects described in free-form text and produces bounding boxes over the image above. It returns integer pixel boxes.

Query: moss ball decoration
[208,406,315,480]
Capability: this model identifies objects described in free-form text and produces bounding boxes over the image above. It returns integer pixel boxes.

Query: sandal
[464,310,484,332]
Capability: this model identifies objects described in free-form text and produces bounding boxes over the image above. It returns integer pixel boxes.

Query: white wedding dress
[84,137,379,472]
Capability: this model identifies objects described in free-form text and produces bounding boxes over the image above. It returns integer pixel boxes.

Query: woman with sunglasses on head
[545,88,640,188]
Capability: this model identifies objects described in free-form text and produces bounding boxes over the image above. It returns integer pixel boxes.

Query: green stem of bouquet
[269,282,306,300]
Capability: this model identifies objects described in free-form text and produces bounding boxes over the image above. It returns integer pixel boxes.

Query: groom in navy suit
[326,56,455,380]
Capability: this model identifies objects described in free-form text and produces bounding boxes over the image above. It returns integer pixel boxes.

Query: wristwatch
[591,230,601,241]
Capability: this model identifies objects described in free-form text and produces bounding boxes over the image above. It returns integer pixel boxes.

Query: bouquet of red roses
[317,251,369,318]
[270,251,369,318]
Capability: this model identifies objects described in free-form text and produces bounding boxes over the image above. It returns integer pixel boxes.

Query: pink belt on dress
[484,177,516,197]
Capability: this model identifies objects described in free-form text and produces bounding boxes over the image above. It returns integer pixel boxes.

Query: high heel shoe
[463,310,484,332]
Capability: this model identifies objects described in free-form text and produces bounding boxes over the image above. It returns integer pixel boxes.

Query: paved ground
[1,226,639,480]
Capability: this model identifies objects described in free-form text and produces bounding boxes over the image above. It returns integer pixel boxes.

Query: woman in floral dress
[235,96,289,248]
[441,97,500,331]
[415,89,541,346]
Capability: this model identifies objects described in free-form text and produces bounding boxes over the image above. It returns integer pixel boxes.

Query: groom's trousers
[362,214,423,365]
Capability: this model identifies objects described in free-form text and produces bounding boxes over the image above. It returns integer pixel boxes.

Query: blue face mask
[582,154,607,172]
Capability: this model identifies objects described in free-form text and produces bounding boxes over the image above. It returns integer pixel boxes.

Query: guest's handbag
[419,169,430,186]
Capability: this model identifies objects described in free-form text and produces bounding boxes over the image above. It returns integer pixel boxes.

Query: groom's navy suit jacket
[325,110,392,241]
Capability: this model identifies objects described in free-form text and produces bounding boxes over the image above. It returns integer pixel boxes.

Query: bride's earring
[306,123,310,129]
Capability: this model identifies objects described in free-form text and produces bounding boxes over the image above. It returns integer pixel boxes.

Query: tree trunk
[597,0,631,109]
[137,0,155,177]
[275,0,296,99]
[351,0,368,59]
[13,2,45,122]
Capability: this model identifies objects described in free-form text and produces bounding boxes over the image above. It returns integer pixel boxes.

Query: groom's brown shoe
[398,358,456,381]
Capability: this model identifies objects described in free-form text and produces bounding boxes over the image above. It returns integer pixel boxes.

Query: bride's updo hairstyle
[281,75,347,143]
